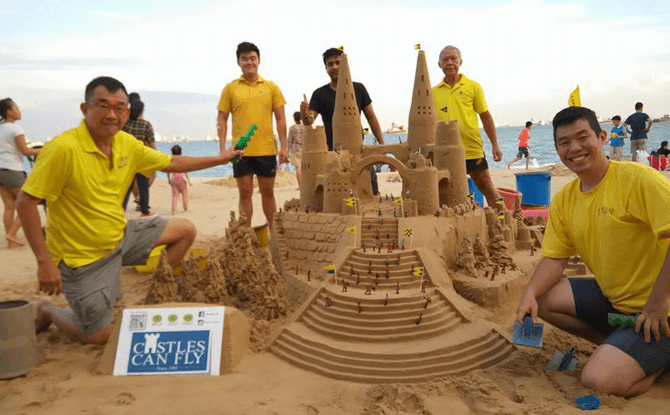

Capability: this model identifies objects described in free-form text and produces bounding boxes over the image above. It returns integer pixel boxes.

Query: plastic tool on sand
[511,315,544,348]
[546,346,578,372]
[575,394,600,410]
[608,312,638,328]
[230,123,257,164]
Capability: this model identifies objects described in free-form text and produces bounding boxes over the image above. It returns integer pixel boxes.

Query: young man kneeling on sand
[19,76,241,345]
[516,106,670,397]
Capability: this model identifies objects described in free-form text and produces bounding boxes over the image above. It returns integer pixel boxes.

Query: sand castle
[264,51,548,383]
[142,51,555,384]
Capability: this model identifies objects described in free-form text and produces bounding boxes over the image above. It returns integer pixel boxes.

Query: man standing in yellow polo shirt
[217,41,287,228]
[433,45,503,209]
[18,76,241,345]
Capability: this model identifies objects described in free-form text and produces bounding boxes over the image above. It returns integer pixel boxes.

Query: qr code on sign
[128,312,147,331]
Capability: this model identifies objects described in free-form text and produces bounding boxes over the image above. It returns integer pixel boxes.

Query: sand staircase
[360,215,401,250]
[271,243,514,383]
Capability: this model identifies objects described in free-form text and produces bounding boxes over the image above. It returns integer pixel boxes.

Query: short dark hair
[85,76,128,103]
[129,99,144,121]
[0,98,15,120]
[661,141,668,149]
[171,145,182,155]
[635,102,643,110]
[611,115,621,121]
[323,48,343,66]
[128,92,141,103]
[236,42,260,60]
[552,106,602,145]
[293,111,301,123]
[525,121,533,128]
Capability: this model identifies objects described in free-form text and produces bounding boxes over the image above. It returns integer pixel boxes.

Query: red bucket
[497,187,522,211]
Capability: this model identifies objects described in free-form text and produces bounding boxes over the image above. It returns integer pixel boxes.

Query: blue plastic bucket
[467,176,485,208]
[515,171,551,207]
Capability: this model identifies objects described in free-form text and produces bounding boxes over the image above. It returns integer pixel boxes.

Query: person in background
[287,111,304,186]
[122,97,157,216]
[507,121,533,169]
[168,145,192,214]
[657,141,670,158]
[605,115,627,161]
[624,102,653,162]
[433,45,504,210]
[301,47,386,196]
[0,98,40,247]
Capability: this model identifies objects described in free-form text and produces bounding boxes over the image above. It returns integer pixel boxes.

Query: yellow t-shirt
[22,120,172,268]
[543,161,670,314]
[433,74,489,160]
[217,75,286,157]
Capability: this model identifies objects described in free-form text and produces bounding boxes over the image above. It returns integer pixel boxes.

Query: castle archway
[352,155,410,200]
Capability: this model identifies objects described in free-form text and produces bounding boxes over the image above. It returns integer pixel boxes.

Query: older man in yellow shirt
[433,45,503,209]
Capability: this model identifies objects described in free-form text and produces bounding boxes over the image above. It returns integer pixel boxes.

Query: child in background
[507,121,533,170]
[606,115,627,161]
[167,145,192,214]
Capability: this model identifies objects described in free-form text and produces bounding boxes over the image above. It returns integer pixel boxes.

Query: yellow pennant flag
[346,226,356,234]
[393,197,403,205]
[346,197,355,207]
[568,86,581,107]
[497,212,505,220]
[414,44,421,50]
[403,228,413,238]
[468,193,474,200]
[324,264,335,274]
[337,46,344,51]
[413,267,424,277]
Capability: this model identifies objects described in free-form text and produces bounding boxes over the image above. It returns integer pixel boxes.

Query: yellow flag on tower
[393,198,403,205]
[337,46,344,51]
[346,226,356,234]
[568,86,581,107]
[414,44,421,50]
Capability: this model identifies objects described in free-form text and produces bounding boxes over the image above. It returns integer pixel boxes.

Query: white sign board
[113,306,224,376]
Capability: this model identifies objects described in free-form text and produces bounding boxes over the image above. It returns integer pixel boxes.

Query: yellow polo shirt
[217,75,286,157]
[433,74,488,160]
[543,161,670,314]
[22,120,172,268]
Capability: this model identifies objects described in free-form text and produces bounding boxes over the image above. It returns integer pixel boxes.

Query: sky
[2,0,670,141]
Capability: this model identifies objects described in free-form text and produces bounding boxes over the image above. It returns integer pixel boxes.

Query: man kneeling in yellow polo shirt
[18,76,242,345]
[516,106,670,397]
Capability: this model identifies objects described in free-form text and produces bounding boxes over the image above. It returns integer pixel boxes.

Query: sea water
[24,123,669,178]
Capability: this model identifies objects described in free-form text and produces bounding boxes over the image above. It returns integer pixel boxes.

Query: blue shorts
[516,147,529,158]
[232,155,277,178]
[570,278,670,375]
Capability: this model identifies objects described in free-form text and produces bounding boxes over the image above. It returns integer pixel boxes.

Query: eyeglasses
[88,101,129,116]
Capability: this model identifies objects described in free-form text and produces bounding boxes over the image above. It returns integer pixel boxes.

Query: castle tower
[332,53,362,155]
[434,120,469,207]
[300,126,329,209]
[407,50,436,152]
[323,158,351,214]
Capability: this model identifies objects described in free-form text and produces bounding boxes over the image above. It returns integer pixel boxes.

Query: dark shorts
[465,157,489,174]
[0,169,26,188]
[516,147,529,158]
[59,216,168,335]
[570,278,670,375]
[232,155,277,178]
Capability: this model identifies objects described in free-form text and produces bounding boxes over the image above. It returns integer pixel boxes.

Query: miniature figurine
[397,253,401,266]
[395,282,400,294]
[324,295,332,307]
[368,260,372,274]
[421,280,426,293]
[511,263,518,271]
[365,283,372,295]
[385,256,390,267]
[342,280,348,292]
[384,293,389,306]
[368,220,372,229]
[374,274,379,287]
[356,273,361,285]
[358,302,362,314]
[362,242,366,253]
[307,270,311,281]
[530,246,535,256]
[424,296,432,309]
[501,265,506,274]
[378,244,382,253]
[350,265,354,276]
[416,313,423,325]
[401,239,405,250]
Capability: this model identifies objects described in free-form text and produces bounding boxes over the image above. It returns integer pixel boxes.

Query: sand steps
[271,322,514,383]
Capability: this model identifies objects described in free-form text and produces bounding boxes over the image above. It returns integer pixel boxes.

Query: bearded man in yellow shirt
[516,106,670,397]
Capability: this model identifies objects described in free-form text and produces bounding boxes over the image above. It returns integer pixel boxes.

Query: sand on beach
[2,165,670,415]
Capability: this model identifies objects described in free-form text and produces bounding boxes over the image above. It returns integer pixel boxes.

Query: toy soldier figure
[484,270,489,279]
[401,239,405,250]
[380,216,384,226]
[530,246,535,256]
[365,283,372,295]
[376,272,381,283]
[384,292,389,306]
[362,241,366,253]
[358,302,363,314]
[393,239,398,250]
[375,228,380,240]
[416,313,423,325]
[390,193,394,201]
[368,220,372,229]
[368,260,373,274]
[393,209,397,218]
[395,282,400,294]
[386,231,390,241]
[385,256,390,267]
[385,266,390,279]
[397,253,401,266]
[342,280,348,292]
[511,263,518,271]
[307,270,311,281]
[385,193,388,201]
[421,280,426,293]
[378,244,382,253]
[501,265,506,274]
[324,295,332,307]
[375,274,379,287]
[424,296,432,309]
[378,208,382,217]
[356,273,361,285]
[372,239,377,251]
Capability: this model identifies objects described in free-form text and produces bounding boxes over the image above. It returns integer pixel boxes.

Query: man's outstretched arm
[162,149,242,173]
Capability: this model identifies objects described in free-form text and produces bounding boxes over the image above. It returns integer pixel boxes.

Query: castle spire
[407,50,436,151]
[332,53,362,154]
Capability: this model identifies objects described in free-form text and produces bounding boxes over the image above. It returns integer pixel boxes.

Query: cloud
[88,10,140,22]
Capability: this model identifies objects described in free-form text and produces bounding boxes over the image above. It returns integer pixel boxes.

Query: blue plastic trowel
[511,315,544,348]
[546,346,579,372]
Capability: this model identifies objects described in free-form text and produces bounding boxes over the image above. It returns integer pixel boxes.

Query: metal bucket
[0,300,37,379]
